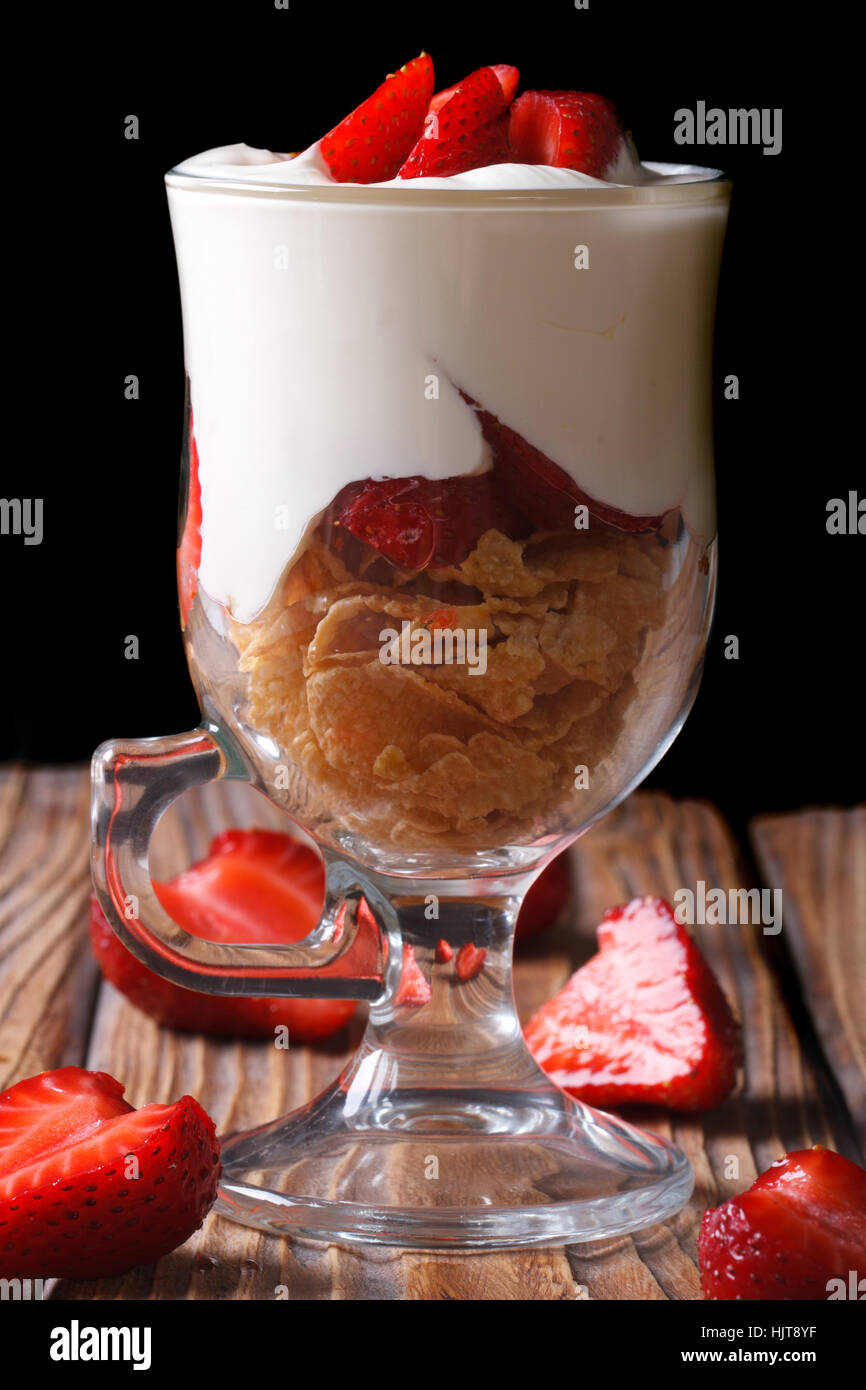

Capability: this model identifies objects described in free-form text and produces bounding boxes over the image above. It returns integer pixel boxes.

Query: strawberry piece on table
[515,850,572,942]
[321,53,434,184]
[435,938,454,963]
[524,897,742,1110]
[509,89,628,178]
[400,64,517,179]
[178,416,202,627]
[0,1067,220,1279]
[90,829,356,1041]
[699,1147,866,1300]
[465,396,666,533]
[333,472,526,570]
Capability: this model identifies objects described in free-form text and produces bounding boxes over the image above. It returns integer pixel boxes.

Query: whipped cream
[167,146,729,622]
[173,140,722,191]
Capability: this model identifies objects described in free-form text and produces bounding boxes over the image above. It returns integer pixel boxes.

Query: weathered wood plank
[0,767,97,1088]
[750,807,866,1156]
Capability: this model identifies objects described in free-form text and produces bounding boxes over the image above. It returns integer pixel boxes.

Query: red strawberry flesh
[333,472,527,570]
[515,851,572,942]
[524,897,741,1110]
[178,417,202,626]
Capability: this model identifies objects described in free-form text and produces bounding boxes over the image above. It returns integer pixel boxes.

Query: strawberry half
[0,1068,220,1279]
[321,53,434,184]
[524,897,742,1111]
[90,829,356,1041]
[332,472,527,570]
[399,64,517,179]
[515,850,573,943]
[178,415,202,627]
[509,90,628,178]
[699,1147,866,1300]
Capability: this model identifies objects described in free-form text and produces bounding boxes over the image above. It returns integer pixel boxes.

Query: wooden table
[0,767,863,1300]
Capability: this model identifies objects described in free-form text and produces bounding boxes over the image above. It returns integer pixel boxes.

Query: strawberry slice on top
[509,90,628,178]
[428,63,519,116]
[699,1147,866,1300]
[524,897,742,1111]
[399,64,518,179]
[321,52,434,184]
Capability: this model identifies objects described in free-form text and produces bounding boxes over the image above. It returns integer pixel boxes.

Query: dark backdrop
[4,1,861,839]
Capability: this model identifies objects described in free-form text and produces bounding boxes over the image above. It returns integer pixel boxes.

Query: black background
[3,1,861,840]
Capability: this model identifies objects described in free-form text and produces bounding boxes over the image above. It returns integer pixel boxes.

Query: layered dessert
[167,55,729,866]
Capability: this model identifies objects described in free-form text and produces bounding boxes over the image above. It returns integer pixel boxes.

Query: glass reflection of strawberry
[0,1067,220,1279]
[399,64,518,179]
[321,53,434,184]
[699,1147,866,1300]
[90,830,356,1041]
[525,897,742,1111]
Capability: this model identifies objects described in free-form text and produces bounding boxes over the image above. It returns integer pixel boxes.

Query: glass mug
[91,168,730,1248]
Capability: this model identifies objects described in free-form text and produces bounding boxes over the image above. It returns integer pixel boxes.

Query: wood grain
[750,807,866,1156]
[0,768,859,1300]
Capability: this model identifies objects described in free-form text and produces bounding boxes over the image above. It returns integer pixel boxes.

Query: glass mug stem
[90,724,404,1002]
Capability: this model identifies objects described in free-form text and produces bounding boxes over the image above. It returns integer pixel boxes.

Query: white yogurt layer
[172,139,721,191]
[167,144,729,622]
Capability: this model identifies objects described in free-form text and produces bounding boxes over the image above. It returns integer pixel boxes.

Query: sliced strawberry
[0,1068,220,1279]
[525,897,742,1111]
[178,415,202,627]
[455,943,486,981]
[699,1148,866,1300]
[394,944,432,1007]
[515,851,573,943]
[509,90,627,178]
[321,53,434,184]
[90,829,356,1041]
[428,63,519,116]
[435,939,453,964]
[399,64,514,179]
[333,472,526,570]
[464,395,666,533]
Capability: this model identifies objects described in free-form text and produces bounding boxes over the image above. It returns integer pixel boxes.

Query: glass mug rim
[165,167,732,211]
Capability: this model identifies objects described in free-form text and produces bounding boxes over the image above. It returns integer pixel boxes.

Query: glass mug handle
[91,725,402,1001]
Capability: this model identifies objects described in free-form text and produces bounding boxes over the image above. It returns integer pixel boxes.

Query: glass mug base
[210,893,693,1250]
[215,1082,693,1251]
